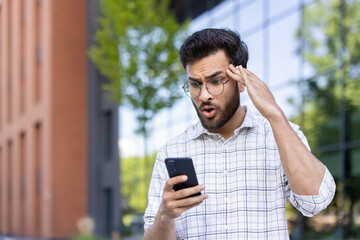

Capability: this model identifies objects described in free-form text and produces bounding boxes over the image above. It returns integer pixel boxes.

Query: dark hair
[179,28,248,69]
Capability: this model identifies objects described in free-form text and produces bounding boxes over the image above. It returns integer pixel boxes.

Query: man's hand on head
[226,64,284,122]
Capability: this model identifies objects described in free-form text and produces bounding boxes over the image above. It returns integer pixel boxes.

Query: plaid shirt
[144,106,336,240]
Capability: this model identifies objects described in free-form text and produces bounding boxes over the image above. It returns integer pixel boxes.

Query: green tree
[88,0,189,189]
[89,0,189,229]
[121,153,157,213]
[89,0,188,137]
[292,0,360,238]
[294,0,360,144]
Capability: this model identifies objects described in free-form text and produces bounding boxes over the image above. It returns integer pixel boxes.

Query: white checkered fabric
[144,106,335,240]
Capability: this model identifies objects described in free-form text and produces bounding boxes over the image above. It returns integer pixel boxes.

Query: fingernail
[182,175,188,181]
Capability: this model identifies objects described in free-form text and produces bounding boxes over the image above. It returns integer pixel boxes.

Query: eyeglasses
[182,78,230,98]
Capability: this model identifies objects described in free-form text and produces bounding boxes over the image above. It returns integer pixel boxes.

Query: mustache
[199,102,217,109]
[198,102,220,111]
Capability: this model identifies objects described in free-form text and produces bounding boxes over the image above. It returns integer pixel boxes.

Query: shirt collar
[188,105,260,140]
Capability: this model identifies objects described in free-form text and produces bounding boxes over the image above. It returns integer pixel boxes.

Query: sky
[118,0,317,159]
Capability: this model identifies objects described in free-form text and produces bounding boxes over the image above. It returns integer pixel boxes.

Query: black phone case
[165,157,201,197]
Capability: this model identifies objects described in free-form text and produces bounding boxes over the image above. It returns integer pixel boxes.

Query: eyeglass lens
[185,79,225,97]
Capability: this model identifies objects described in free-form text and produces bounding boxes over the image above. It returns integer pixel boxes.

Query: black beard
[193,84,240,132]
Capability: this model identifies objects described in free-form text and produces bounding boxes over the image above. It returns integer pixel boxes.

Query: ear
[238,82,245,92]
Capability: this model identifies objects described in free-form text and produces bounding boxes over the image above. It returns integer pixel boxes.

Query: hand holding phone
[165,157,201,198]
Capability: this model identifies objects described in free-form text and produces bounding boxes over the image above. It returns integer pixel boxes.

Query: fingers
[163,189,208,217]
[237,65,251,84]
[164,191,207,210]
[175,194,207,209]
[227,64,259,83]
[237,65,262,84]
[160,194,206,220]
[240,66,257,78]
[161,180,208,220]
[227,64,259,87]
[164,176,206,200]
[226,64,245,85]
[174,184,206,200]
[164,176,206,199]
[164,175,188,191]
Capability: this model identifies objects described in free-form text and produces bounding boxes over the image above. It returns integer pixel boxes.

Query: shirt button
[223,198,228,203]
[223,170,228,174]
[224,225,229,230]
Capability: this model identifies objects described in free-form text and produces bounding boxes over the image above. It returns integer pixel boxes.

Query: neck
[214,105,246,140]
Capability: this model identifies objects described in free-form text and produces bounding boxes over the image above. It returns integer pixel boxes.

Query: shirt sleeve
[283,123,336,217]
[143,147,168,231]
[286,168,336,217]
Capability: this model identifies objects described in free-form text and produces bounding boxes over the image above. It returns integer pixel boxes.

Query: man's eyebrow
[205,71,224,79]
[188,71,225,81]
[188,77,200,82]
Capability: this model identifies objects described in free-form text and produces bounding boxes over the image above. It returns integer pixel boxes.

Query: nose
[198,84,213,102]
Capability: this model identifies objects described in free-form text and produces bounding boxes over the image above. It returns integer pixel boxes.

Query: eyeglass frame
[182,78,231,98]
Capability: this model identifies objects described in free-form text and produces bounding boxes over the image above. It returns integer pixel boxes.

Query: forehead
[186,50,229,78]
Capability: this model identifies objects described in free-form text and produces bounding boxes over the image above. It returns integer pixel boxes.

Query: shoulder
[250,111,310,150]
[244,109,273,134]
[247,109,301,133]
[245,109,303,141]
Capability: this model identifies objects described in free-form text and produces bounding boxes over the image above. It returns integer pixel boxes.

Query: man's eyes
[190,81,201,87]
[209,79,224,85]
[189,78,224,86]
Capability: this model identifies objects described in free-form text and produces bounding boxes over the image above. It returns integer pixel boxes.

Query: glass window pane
[240,0,263,33]
[271,85,301,118]
[269,0,299,19]
[268,12,301,87]
[245,31,264,80]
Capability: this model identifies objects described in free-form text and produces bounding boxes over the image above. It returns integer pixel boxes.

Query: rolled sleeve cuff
[289,168,336,217]
[144,215,155,231]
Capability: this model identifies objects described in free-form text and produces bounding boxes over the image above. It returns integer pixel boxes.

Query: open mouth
[201,105,217,119]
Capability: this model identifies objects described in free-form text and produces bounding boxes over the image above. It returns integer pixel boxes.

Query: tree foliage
[292,0,360,237]
[294,0,360,148]
[89,0,189,135]
[120,153,157,213]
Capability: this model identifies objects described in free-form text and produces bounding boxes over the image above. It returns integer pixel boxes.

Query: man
[144,28,335,239]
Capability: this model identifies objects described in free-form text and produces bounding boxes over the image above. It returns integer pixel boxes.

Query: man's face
[186,50,240,132]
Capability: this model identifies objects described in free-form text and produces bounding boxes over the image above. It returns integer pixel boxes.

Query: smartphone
[165,157,201,197]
